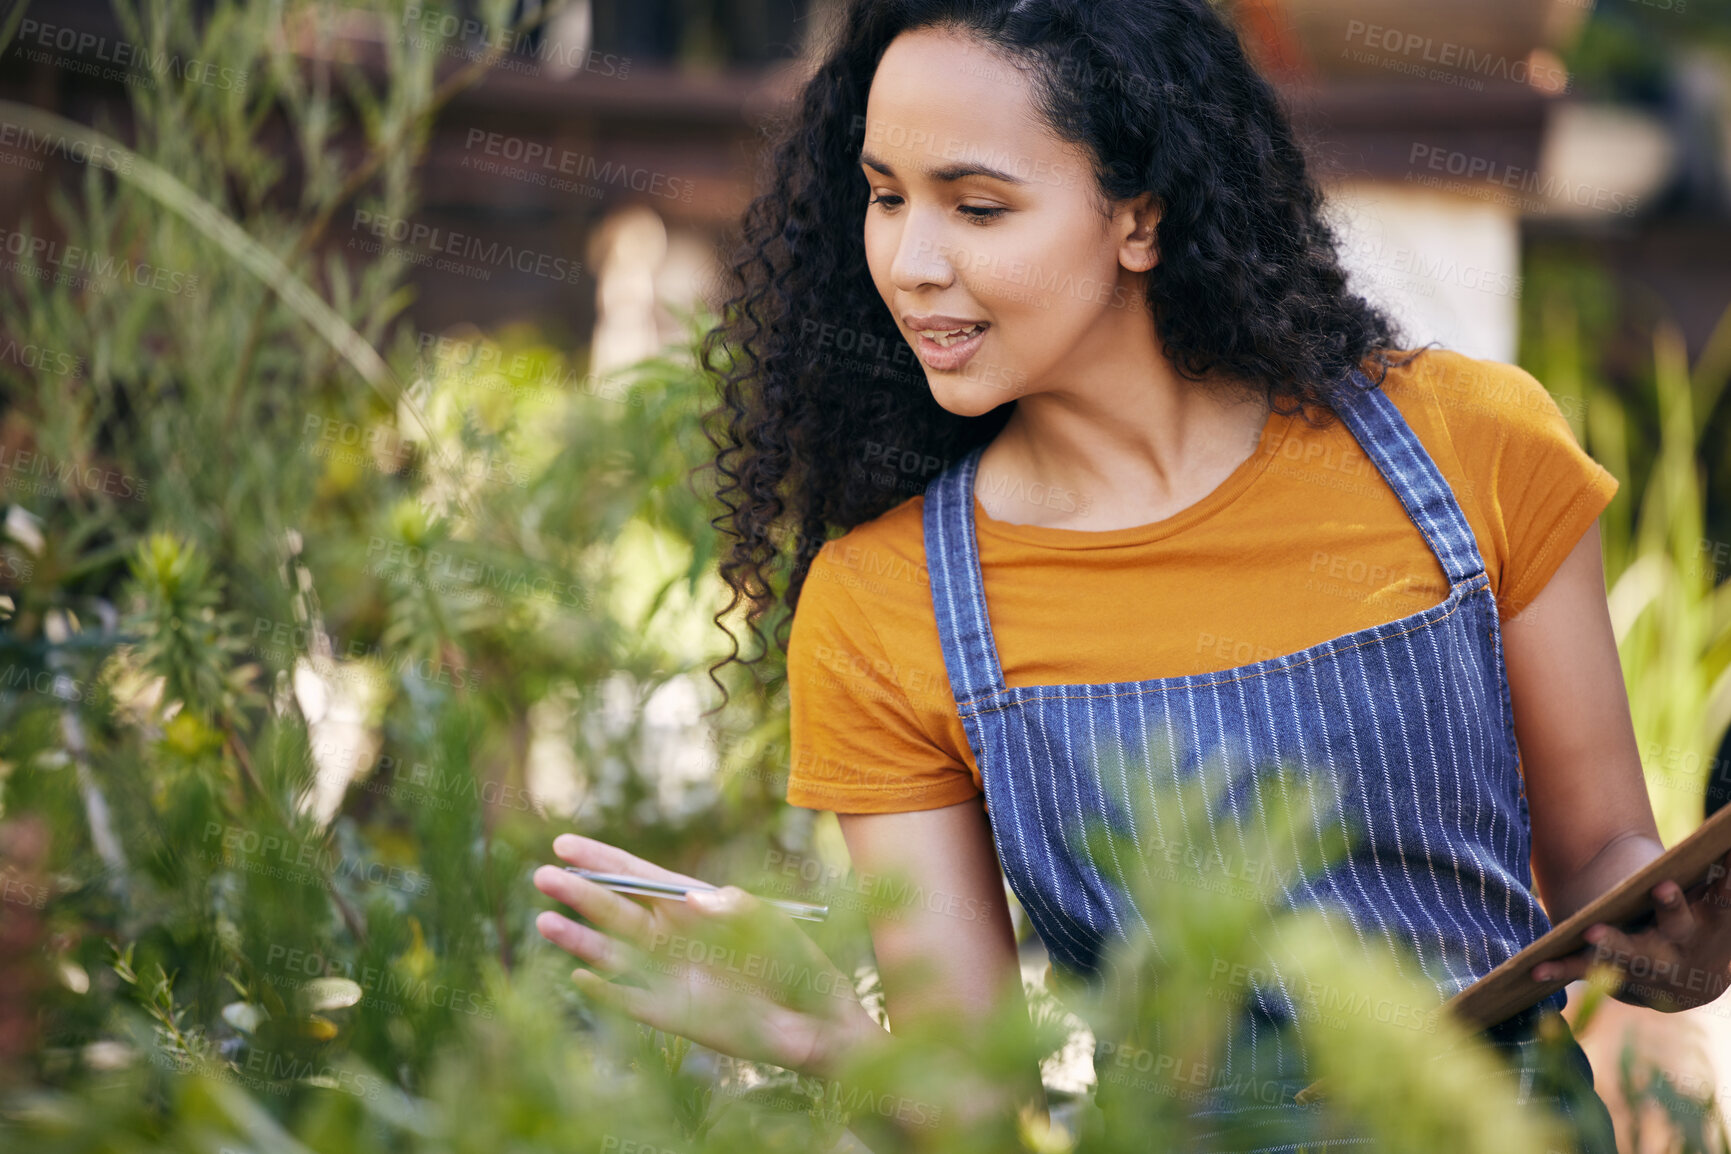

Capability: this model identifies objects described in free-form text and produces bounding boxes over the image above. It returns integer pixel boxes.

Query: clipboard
[1295,801,1731,1105]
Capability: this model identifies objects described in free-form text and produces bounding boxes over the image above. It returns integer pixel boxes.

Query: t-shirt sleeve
[785,542,980,814]
[1445,360,1619,617]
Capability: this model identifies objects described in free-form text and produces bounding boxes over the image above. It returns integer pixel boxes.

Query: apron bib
[921,370,1616,1153]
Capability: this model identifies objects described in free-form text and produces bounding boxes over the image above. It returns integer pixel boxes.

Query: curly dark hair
[699,0,1409,705]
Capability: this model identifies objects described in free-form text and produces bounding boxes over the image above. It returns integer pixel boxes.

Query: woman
[533,0,1731,1148]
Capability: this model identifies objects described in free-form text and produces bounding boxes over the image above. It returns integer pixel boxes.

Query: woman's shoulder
[1367,346,1616,614]
[788,491,961,727]
[799,494,934,622]
[1369,344,1597,496]
[1376,346,1581,434]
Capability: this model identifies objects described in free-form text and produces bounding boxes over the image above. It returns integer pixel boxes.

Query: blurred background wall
[7,0,1726,367]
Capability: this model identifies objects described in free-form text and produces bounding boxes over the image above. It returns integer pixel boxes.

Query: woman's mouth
[910,322,990,371]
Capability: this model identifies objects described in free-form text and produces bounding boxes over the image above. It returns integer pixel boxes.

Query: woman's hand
[1530,848,1731,1012]
[532,833,885,1077]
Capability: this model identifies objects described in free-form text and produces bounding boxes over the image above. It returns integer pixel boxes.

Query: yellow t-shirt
[784,349,1619,814]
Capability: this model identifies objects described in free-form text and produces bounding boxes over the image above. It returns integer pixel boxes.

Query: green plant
[1525,267,1731,843]
[1523,254,1731,1152]
[0,0,791,1136]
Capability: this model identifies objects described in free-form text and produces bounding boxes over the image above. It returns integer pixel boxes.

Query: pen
[564,867,830,922]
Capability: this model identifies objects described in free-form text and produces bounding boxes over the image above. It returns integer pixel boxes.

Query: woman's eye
[864,194,1002,222]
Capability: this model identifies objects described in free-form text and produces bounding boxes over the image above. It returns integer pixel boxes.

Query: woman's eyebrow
[858,149,1025,185]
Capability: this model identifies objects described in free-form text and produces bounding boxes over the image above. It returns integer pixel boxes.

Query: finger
[1581,922,1643,970]
[1531,944,1597,985]
[532,864,660,949]
[570,967,664,1022]
[535,910,638,976]
[1651,880,1697,941]
[1713,850,1731,909]
[549,833,708,889]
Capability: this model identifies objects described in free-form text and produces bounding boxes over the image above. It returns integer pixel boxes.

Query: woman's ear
[1117,193,1161,273]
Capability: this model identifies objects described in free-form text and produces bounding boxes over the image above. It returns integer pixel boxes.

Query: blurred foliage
[0,0,796,1134]
[1561,0,1731,104]
[0,1,1724,1152]
[1521,253,1731,843]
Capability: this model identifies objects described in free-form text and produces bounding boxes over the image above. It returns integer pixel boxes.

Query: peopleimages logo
[1407,143,1641,218]
[349,210,584,283]
[16,19,249,92]
[400,6,631,79]
[461,130,694,202]
[0,445,146,499]
[264,943,496,1019]
[365,537,591,610]
[0,227,199,295]
[248,616,484,692]
[1343,21,1569,94]
[0,339,82,377]
[204,822,435,896]
[0,121,132,174]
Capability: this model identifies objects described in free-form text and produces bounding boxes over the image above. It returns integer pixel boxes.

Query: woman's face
[860,27,1157,418]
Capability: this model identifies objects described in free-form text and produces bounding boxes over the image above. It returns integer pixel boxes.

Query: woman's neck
[974,365,1273,532]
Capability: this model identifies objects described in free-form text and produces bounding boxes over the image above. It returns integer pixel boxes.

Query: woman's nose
[890,210,958,293]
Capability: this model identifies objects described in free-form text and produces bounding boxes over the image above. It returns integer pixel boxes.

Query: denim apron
[922,372,1617,1153]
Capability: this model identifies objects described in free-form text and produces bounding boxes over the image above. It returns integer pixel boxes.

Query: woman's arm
[833,797,1046,1126]
[1503,521,1661,924]
[837,797,1026,1029]
[1503,521,1731,1009]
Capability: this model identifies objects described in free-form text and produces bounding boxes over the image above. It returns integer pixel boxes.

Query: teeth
[917,323,985,348]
